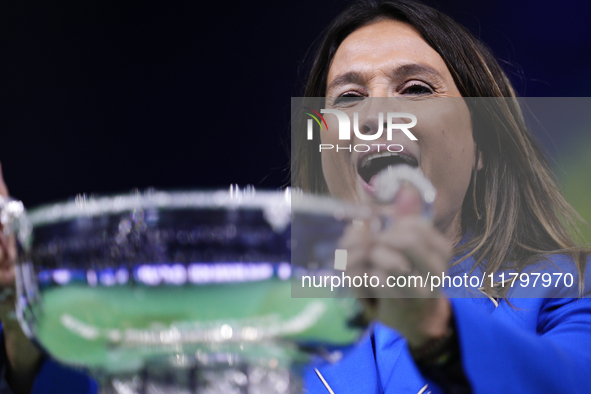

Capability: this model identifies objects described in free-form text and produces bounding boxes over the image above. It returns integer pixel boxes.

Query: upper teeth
[361,152,397,168]
[360,152,415,168]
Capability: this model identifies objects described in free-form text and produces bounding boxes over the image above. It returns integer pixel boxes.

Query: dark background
[1,0,590,208]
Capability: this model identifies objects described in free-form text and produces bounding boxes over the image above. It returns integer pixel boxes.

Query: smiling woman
[294,0,591,393]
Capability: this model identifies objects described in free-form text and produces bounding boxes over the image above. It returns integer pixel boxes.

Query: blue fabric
[30,359,97,394]
[306,254,591,393]
[0,325,97,394]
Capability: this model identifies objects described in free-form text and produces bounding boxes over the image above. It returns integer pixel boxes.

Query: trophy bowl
[1,188,363,393]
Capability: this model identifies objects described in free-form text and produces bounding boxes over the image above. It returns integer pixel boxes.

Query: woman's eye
[401,83,433,95]
[333,93,364,105]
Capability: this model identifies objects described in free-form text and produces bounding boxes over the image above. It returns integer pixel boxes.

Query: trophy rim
[25,188,368,228]
[26,188,290,227]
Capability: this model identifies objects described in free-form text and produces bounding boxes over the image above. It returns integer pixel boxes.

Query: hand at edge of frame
[1,162,44,394]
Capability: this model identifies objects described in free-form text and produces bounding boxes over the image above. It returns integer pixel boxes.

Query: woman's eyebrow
[391,63,443,80]
[327,64,443,94]
[326,71,366,94]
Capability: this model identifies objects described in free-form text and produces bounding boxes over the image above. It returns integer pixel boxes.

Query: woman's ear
[474,145,483,171]
[477,150,483,171]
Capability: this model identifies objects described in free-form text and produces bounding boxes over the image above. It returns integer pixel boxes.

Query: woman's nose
[359,117,387,135]
[355,109,387,140]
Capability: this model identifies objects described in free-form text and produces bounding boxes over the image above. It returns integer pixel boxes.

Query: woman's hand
[0,162,43,394]
[339,183,453,348]
[0,162,18,318]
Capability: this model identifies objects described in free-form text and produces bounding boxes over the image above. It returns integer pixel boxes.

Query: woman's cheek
[322,155,353,199]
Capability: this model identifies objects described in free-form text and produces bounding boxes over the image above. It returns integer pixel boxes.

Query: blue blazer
[306,254,591,393]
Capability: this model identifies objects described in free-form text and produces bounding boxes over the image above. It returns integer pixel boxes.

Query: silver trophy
[1,188,364,394]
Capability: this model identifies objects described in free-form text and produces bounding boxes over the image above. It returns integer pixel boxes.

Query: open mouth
[358,152,419,187]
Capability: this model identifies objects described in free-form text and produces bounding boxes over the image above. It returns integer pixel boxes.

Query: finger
[380,238,449,277]
[374,243,448,278]
[339,223,372,255]
[0,264,15,288]
[0,161,9,197]
[376,219,452,271]
[0,162,16,289]
[338,221,372,249]
[337,224,373,272]
[345,247,371,270]
[369,245,412,274]
[369,267,437,300]
[366,266,415,299]
[0,237,16,288]
[346,263,377,299]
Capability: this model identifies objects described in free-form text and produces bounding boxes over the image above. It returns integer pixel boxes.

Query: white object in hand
[373,164,437,206]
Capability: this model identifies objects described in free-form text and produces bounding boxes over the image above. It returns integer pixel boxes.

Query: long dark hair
[293,0,588,296]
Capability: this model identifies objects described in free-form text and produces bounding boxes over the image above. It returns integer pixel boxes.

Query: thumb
[391,182,425,217]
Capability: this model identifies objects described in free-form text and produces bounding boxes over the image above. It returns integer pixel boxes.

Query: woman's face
[322,19,478,241]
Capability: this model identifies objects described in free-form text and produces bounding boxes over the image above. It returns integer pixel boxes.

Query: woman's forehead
[327,19,453,88]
